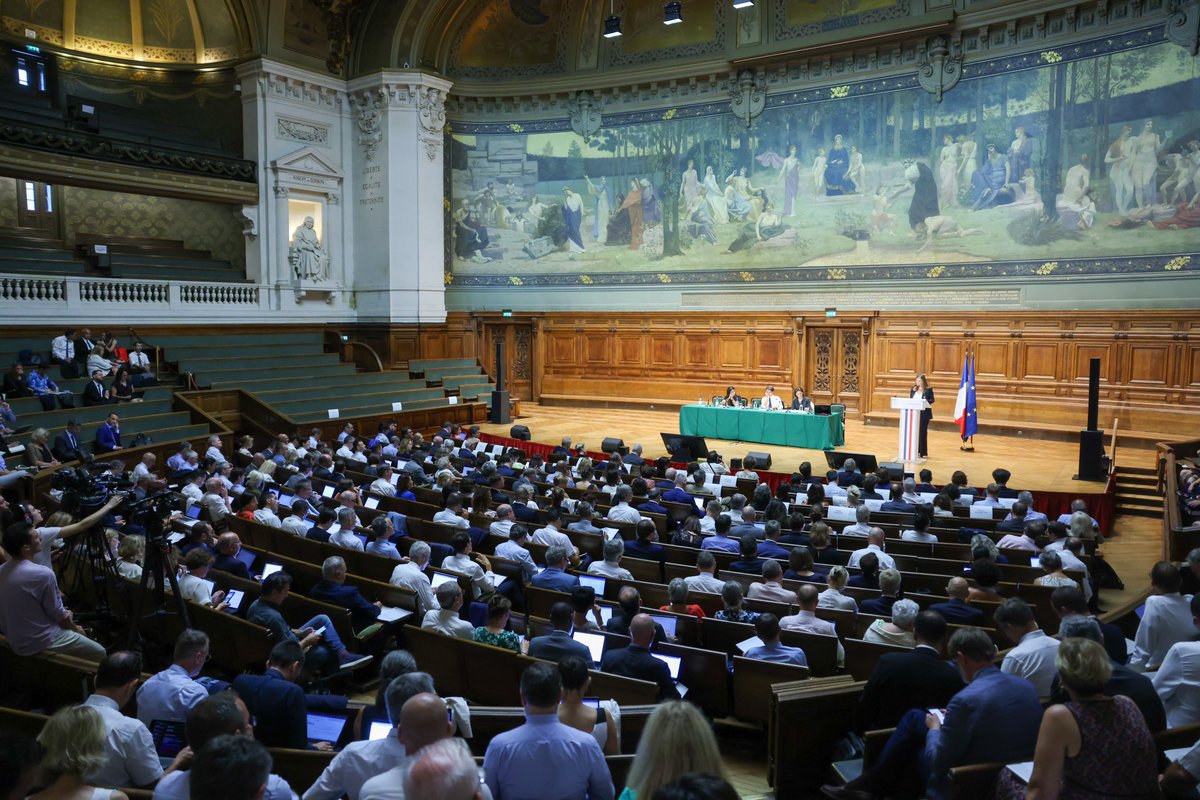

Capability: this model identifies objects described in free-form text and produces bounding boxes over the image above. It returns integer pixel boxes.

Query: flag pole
[961,345,975,452]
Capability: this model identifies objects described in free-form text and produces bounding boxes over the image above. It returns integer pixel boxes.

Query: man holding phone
[247,572,372,676]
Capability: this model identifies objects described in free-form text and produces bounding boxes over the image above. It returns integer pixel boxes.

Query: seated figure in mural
[727,193,787,253]
[454,207,491,263]
[640,179,661,228]
[914,215,986,253]
[1007,169,1043,212]
[290,216,327,280]
[702,166,729,224]
[1056,154,1096,231]
[969,145,1014,211]
[725,167,756,221]
[824,135,856,196]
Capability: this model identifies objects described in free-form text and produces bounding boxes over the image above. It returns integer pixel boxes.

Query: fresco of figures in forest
[448,36,1200,284]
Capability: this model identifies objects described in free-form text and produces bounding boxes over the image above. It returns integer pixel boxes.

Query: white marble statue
[290,216,326,281]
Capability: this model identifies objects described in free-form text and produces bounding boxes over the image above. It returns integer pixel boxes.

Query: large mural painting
[448,30,1200,287]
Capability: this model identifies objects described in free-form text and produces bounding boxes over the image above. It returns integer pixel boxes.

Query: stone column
[347,72,453,324]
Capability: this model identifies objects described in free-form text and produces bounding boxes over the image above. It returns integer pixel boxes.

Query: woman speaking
[910,374,934,458]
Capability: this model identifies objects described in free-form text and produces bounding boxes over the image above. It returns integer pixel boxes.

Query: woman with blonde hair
[619,701,728,799]
[992,637,1159,799]
[818,565,859,612]
[1069,510,1101,544]
[31,705,128,800]
[26,427,60,470]
[115,535,145,581]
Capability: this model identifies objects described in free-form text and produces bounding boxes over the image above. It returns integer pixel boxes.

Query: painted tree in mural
[650,121,687,258]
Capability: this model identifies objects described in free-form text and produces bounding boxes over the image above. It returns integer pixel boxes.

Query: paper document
[378,607,413,623]
[1005,762,1034,784]
[736,636,765,654]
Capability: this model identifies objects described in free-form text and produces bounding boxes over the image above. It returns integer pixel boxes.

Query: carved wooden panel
[718,337,748,369]
[1188,346,1200,389]
[647,335,673,367]
[882,340,918,375]
[1127,344,1171,385]
[929,340,961,378]
[583,335,609,364]
[514,327,531,381]
[1021,343,1058,380]
[1071,345,1112,381]
[684,338,710,367]
[842,331,861,394]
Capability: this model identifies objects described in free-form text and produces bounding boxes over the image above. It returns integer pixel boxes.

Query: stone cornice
[236,58,348,111]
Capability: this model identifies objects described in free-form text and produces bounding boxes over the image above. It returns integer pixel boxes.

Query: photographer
[20,494,124,568]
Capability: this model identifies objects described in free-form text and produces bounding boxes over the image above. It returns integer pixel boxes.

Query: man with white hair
[1006,490,1047,525]
[331,508,365,551]
[587,537,634,580]
[132,452,158,482]
[567,502,603,534]
[489,504,515,537]
[900,477,922,504]
[390,541,437,615]
[199,477,230,523]
[404,738,486,800]
[422,582,473,640]
[842,505,872,537]
[205,435,225,463]
[622,443,644,467]
[699,500,722,534]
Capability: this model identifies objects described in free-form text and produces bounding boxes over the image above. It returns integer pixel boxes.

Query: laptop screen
[572,631,606,664]
[652,653,682,681]
[322,485,335,498]
[223,589,245,611]
[148,719,187,758]
[578,575,606,595]
[430,571,458,589]
[306,712,347,744]
[185,504,202,519]
[367,721,392,741]
[597,606,614,625]
[261,563,283,579]
[365,497,380,509]
[235,549,256,569]
[648,613,678,638]
[276,493,294,507]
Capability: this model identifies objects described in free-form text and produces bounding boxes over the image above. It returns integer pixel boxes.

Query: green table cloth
[678,405,845,450]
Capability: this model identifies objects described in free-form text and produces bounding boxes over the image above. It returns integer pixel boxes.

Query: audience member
[817,566,858,612]
[231,641,346,751]
[860,568,902,617]
[189,735,272,800]
[530,545,580,592]
[311,556,383,633]
[557,655,621,755]
[136,629,211,725]
[928,577,985,625]
[602,614,680,700]
[421,581,474,640]
[390,540,437,615]
[482,662,613,800]
[995,596,1061,700]
[855,610,963,731]
[248,572,369,673]
[402,738,483,800]
[713,580,758,624]
[588,536,634,580]
[746,560,799,605]
[473,595,523,654]
[1152,592,1200,728]
[1131,561,1195,670]
[622,702,729,800]
[683,551,725,594]
[742,613,807,667]
[660,577,707,620]
[31,706,129,800]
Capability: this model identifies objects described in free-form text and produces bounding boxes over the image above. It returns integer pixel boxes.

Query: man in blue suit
[309,555,381,633]
[527,601,593,662]
[530,546,580,593]
[822,628,1042,800]
[636,488,668,516]
[661,472,695,506]
[880,483,916,513]
[928,577,987,626]
[836,458,863,488]
[230,641,347,751]
[94,411,121,453]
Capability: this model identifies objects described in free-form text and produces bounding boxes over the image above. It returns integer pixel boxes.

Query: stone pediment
[273,146,343,180]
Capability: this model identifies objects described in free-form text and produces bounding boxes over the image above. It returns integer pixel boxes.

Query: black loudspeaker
[880,461,905,482]
[602,437,627,455]
[1077,429,1107,481]
[745,451,772,470]
[1086,357,1100,432]
[490,338,510,424]
[510,425,530,441]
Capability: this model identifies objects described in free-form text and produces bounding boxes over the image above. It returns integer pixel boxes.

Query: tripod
[125,493,192,649]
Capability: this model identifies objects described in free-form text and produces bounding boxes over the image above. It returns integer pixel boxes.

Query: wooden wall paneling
[1020,342,1060,382]
[1126,343,1172,386]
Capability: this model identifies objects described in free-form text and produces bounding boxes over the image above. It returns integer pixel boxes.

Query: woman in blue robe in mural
[970,145,1015,210]
[824,135,856,196]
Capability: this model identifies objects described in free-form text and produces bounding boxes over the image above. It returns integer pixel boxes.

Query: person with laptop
[311,556,383,634]
[741,613,808,667]
[212,533,253,580]
[330,507,366,551]
[530,545,580,593]
[389,540,438,616]
[587,537,634,581]
[136,630,213,726]
[557,655,621,756]
[442,531,493,601]
[494,524,536,586]
[248,572,372,674]
[601,614,680,701]
[420,581,475,641]
[84,651,189,789]
[606,586,668,641]
[528,601,594,663]
[231,641,349,751]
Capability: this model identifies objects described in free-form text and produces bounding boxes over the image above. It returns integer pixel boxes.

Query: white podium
[891,396,929,463]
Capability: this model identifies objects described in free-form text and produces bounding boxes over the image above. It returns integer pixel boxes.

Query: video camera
[51,459,182,540]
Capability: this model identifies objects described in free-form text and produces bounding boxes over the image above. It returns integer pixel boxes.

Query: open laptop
[235,548,256,570]
[184,504,202,520]
[261,563,283,579]
[572,630,607,665]
[306,712,348,746]
[148,719,187,758]
[321,484,336,498]
[651,653,689,696]
[597,605,615,625]
[648,613,678,639]
[578,575,606,595]
[367,720,392,741]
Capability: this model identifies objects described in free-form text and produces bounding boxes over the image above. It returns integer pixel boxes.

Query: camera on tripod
[51,461,130,516]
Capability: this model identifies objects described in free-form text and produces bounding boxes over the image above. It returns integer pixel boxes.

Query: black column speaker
[490,337,510,424]
[1076,357,1105,480]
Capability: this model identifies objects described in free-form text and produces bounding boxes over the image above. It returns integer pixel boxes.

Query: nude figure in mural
[1130,120,1163,210]
[679,160,702,210]
[702,166,729,224]
[811,148,827,195]
[846,146,865,193]
[290,216,326,280]
[914,215,986,253]
[1105,125,1135,216]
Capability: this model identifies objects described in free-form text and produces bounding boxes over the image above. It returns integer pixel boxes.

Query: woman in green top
[473,595,525,654]
[619,701,729,799]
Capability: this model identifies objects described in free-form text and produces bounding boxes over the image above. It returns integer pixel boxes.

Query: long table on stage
[678,405,845,450]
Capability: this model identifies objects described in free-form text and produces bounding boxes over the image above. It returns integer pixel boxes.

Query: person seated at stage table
[720,386,745,407]
[791,387,814,412]
[760,385,785,410]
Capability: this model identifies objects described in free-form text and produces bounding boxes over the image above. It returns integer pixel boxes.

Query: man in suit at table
[528,601,594,663]
[928,577,987,626]
[636,488,668,516]
[836,458,863,488]
[854,610,965,732]
[761,385,785,410]
[529,546,580,593]
[231,641,347,751]
[52,419,84,462]
[823,627,1042,800]
[601,613,680,701]
[94,411,122,452]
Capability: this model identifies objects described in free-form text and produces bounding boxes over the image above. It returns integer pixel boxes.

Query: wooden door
[805,326,863,415]
[16,180,60,235]
[482,321,534,402]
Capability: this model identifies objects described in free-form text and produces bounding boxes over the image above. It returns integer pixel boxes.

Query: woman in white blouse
[818,566,859,612]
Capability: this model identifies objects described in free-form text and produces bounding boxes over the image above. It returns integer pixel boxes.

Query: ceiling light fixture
[663,2,683,25]
[732,0,755,8]
[603,0,622,38]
